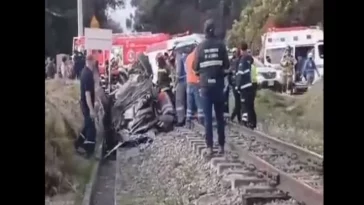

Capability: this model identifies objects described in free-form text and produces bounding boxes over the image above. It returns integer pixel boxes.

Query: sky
[107,0,137,33]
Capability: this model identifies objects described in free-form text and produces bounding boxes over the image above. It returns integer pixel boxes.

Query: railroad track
[175,121,323,205]
[88,120,322,205]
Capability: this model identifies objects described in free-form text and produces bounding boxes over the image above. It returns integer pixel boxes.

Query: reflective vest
[186,49,200,84]
[251,65,258,83]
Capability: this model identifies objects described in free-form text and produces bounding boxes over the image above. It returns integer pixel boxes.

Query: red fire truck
[72,32,172,74]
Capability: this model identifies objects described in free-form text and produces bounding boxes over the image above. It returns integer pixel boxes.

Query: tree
[226,0,323,49]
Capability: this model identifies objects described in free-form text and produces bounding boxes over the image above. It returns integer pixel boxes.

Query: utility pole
[77,0,84,36]
[219,0,226,40]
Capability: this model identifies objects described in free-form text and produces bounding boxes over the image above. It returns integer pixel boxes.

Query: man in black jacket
[194,19,230,156]
[74,54,97,158]
[235,42,256,129]
[229,49,242,123]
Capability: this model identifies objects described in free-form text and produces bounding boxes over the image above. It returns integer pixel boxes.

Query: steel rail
[193,122,323,205]
[228,122,323,167]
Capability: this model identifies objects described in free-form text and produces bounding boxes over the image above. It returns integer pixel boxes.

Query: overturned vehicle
[103,54,175,158]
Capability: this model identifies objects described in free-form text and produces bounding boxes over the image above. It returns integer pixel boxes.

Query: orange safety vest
[186,49,200,84]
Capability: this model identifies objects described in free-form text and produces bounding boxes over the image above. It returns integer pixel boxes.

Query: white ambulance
[260,26,323,85]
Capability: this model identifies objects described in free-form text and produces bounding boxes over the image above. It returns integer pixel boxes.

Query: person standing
[175,51,188,127]
[185,47,204,128]
[156,53,174,100]
[60,56,69,78]
[67,56,75,79]
[235,42,257,129]
[280,46,296,94]
[194,19,230,155]
[295,56,304,82]
[74,54,97,158]
[302,52,320,86]
[45,57,56,79]
[229,48,242,123]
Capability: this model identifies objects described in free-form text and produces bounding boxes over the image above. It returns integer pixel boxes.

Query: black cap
[204,19,215,36]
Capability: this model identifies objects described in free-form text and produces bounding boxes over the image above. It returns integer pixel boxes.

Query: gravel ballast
[115,132,243,205]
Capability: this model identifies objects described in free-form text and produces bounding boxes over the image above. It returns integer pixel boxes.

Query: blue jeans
[200,86,225,148]
[186,83,204,123]
[305,71,315,85]
[75,104,96,154]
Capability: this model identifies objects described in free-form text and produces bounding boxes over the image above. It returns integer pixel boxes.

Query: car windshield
[265,48,286,64]
[174,42,197,55]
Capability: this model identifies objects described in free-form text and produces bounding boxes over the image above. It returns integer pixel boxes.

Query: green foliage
[227,0,323,50]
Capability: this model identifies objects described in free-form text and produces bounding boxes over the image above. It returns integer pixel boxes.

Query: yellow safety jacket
[251,65,258,83]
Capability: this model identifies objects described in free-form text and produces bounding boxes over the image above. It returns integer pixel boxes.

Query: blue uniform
[175,53,187,124]
[302,58,319,85]
[236,54,257,128]
[194,38,229,148]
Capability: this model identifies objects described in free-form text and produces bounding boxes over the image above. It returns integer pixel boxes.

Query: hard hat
[308,53,313,58]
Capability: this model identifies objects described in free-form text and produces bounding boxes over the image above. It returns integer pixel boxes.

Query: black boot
[74,136,86,154]
[175,119,185,127]
[247,123,256,130]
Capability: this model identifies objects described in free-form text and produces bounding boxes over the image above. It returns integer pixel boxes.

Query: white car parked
[253,57,281,91]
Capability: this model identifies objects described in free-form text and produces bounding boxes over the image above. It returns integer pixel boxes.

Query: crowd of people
[45,51,86,80]
[68,18,261,160]
[280,46,321,94]
[155,19,258,156]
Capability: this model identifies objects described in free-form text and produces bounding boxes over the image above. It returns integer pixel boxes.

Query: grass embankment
[45,79,96,204]
[255,80,323,154]
[229,80,323,154]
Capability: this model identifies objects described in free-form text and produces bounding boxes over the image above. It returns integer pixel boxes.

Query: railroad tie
[222,174,266,190]
[242,193,289,205]
[222,169,255,177]
[190,140,205,151]
[195,144,208,155]
[243,185,276,194]
[214,162,244,175]
[210,157,228,169]
[200,148,222,159]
